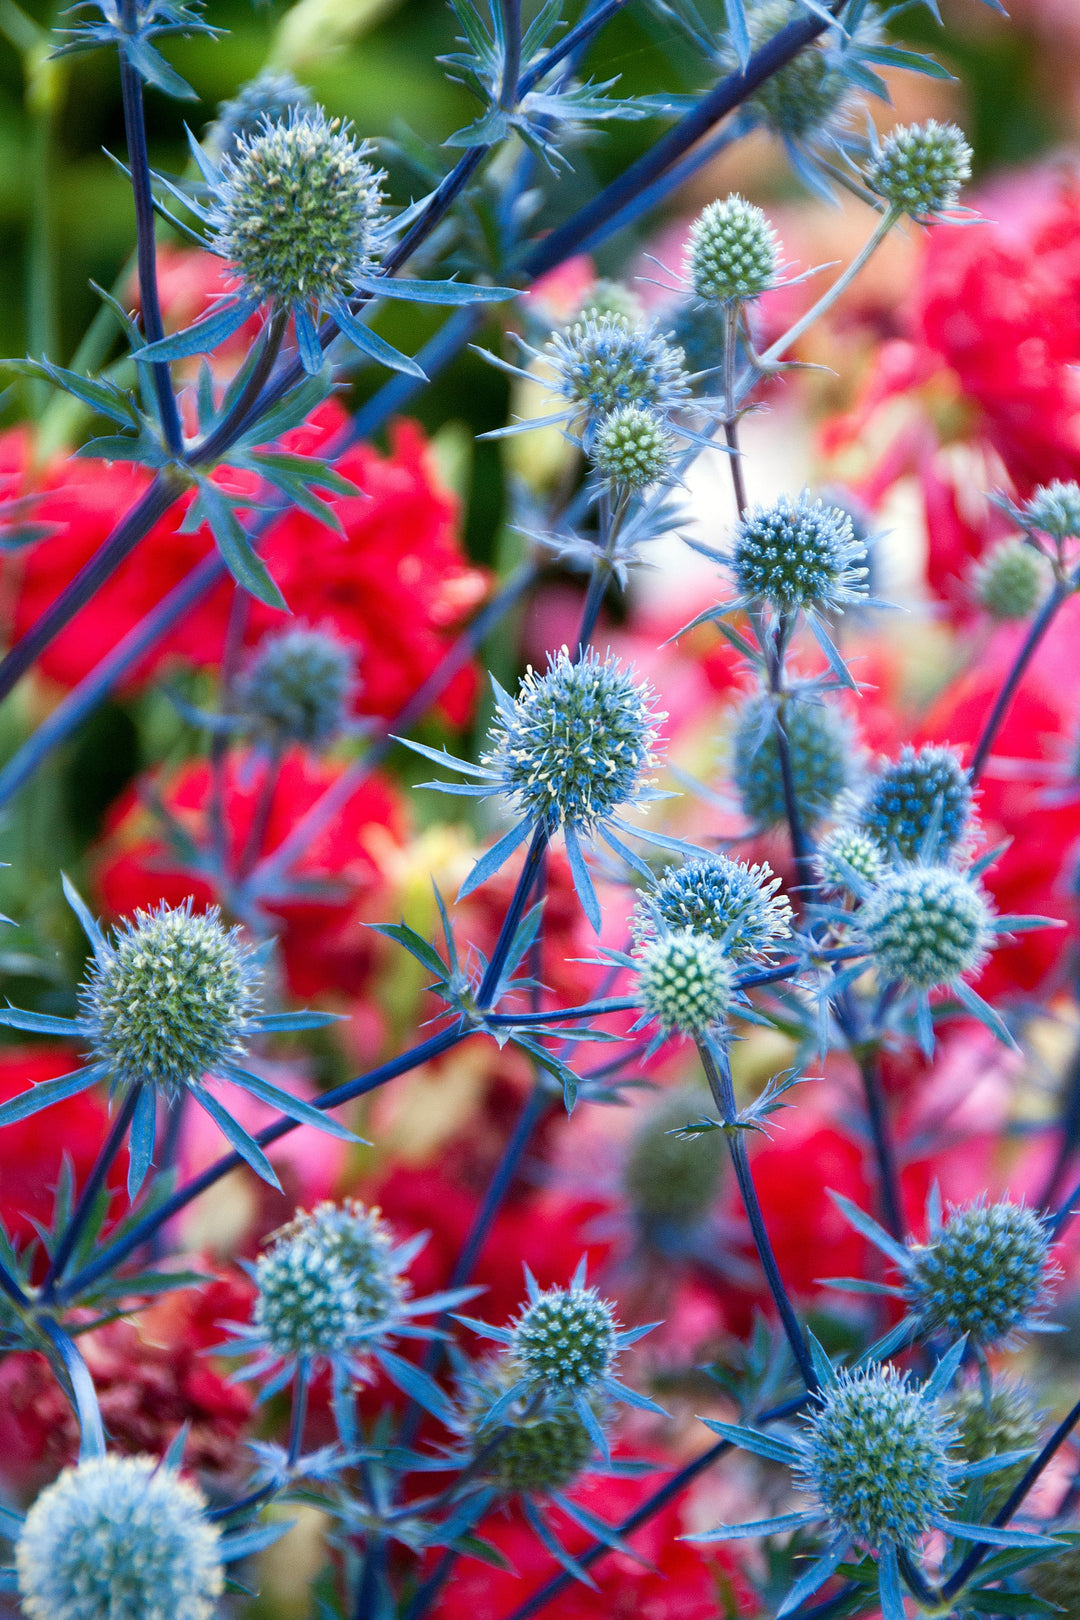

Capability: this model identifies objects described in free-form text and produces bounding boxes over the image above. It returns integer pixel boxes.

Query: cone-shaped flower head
[484,648,663,834]
[239,625,355,746]
[857,744,972,863]
[742,0,867,140]
[817,825,887,894]
[972,539,1047,620]
[633,854,792,960]
[82,902,262,1100]
[636,929,736,1036]
[209,106,385,309]
[624,1087,724,1226]
[799,1365,959,1549]
[732,692,855,829]
[460,1362,600,1494]
[908,1199,1055,1346]
[544,314,691,441]
[867,119,972,219]
[16,1455,224,1620]
[731,493,868,613]
[208,69,314,159]
[860,864,993,991]
[950,1379,1041,1511]
[1022,480,1080,540]
[589,403,674,490]
[687,195,779,303]
[511,1283,619,1393]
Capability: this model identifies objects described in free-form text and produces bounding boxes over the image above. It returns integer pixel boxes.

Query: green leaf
[195,480,287,611]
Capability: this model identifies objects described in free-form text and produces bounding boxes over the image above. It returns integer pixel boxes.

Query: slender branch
[189,306,290,468]
[116,33,183,455]
[41,1083,142,1299]
[854,1045,904,1241]
[756,205,900,371]
[499,0,522,108]
[969,576,1072,783]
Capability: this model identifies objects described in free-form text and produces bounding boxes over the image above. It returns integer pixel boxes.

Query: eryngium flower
[856,744,972,862]
[207,69,314,159]
[1022,479,1080,540]
[636,929,735,1036]
[239,625,355,745]
[633,854,793,960]
[950,1380,1041,1511]
[512,1283,619,1392]
[741,0,866,141]
[82,901,262,1098]
[209,106,385,310]
[589,403,674,489]
[461,1364,599,1493]
[909,1199,1055,1347]
[860,864,993,991]
[624,1087,724,1226]
[16,1455,224,1620]
[483,648,663,835]
[817,825,887,894]
[731,492,868,614]
[731,692,854,829]
[577,279,644,325]
[866,119,972,220]
[687,195,779,303]
[799,1365,959,1548]
[544,314,691,442]
[971,539,1048,620]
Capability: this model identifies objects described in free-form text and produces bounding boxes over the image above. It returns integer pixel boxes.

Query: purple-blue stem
[969,575,1072,784]
[40,1082,143,1299]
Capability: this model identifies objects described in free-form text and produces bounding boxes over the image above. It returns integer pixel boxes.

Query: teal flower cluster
[732,692,854,829]
[633,854,792,960]
[687,194,779,303]
[856,744,972,862]
[239,625,355,746]
[730,493,868,615]
[636,928,735,1037]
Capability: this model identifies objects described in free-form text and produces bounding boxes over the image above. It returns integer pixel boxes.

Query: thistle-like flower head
[590,403,674,490]
[16,1455,224,1620]
[209,106,386,310]
[577,279,644,325]
[636,928,736,1037]
[632,854,793,960]
[687,195,780,303]
[483,648,664,835]
[731,492,868,614]
[972,539,1048,620]
[207,69,314,159]
[238,625,356,746]
[512,1283,619,1393]
[798,1364,960,1549]
[82,901,262,1100]
[741,0,869,141]
[543,314,691,442]
[458,1361,600,1494]
[1022,479,1080,540]
[860,863,993,991]
[856,744,972,862]
[866,119,972,220]
[731,692,855,829]
[908,1199,1056,1347]
[817,825,887,894]
[624,1087,724,1227]
[949,1379,1041,1511]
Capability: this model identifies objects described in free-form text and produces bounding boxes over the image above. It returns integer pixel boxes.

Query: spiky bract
[800,1365,958,1549]
[1022,480,1080,540]
[512,1284,619,1392]
[731,493,867,613]
[624,1088,724,1225]
[82,902,262,1099]
[909,1200,1054,1346]
[544,315,690,438]
[208,70,314,159]
[687,195,779,303]
[866,120,972,220]
[16,1456,223,1620]
[860,864,993,990]
[633,854,792,960]
[209,107,385,308]
[239,625,355,745]
[817,825,887,893]
[590,403,673,489]
[857,744,972,862]
[636,928,735,1036]
[731,693,854,829]
[972,539,1047,620]
[484,648,663,833]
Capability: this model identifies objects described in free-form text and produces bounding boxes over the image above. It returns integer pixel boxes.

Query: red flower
[0,1045,124,1249]
[7,403,487,724]
[94,748,407,1001]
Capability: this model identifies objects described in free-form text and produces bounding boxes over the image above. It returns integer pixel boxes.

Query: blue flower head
[731,691,856,830]
[856,744,973,863]
[633,854,793,961]
[971,539,1048,621]
[207,69,315,160]
[239,624,356,746]
[909,1199,1056,1348]
[866,119,972,220]
[817,825,887,895]
[731,493,868,615]
[635,928,736,1038]
[543,315,691,446]
[589,403,674,491]
[16,1454,224,1620]
[860,864,993,992]
[1021,480,1080,541]
[623,1086,725,1228]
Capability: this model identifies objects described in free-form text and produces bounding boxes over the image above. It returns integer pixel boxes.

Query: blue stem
[56,1025,467,1301]
[41,1082,142,1299]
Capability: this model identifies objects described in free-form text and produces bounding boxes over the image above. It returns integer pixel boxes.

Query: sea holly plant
[1,0,1079,1614]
